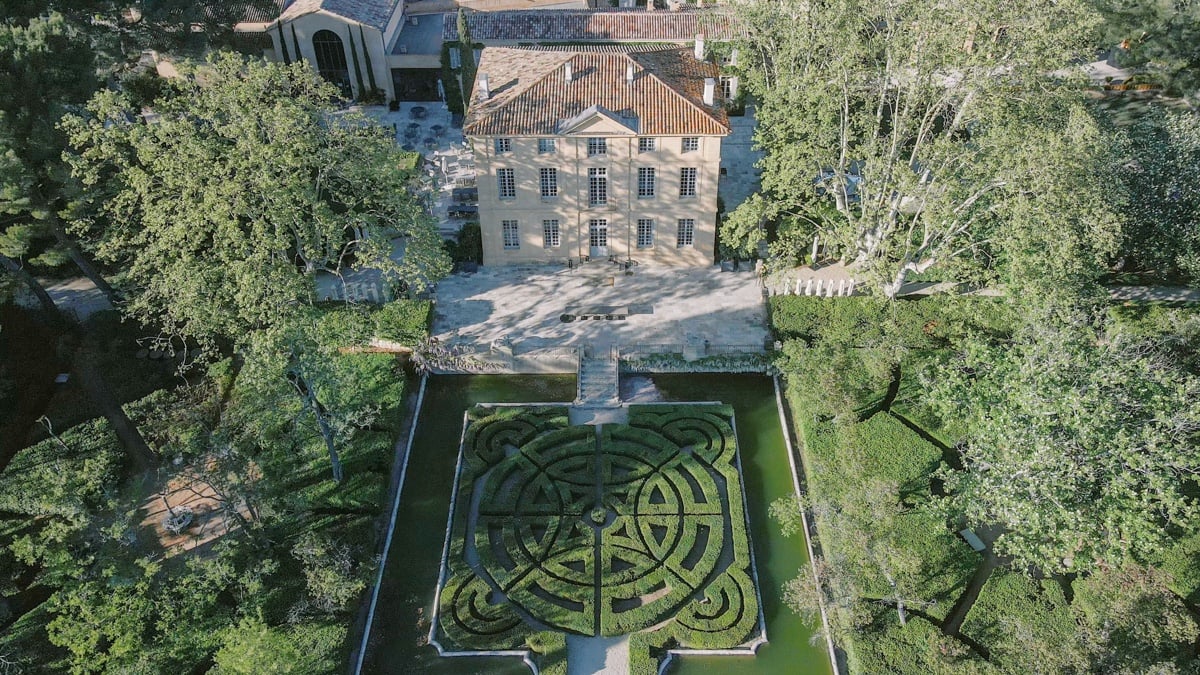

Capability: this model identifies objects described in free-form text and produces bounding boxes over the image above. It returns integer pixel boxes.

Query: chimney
[564,62,573,83]
[478,73,489,101]
[703,77,715,106]
[626,63,635,85]
[694,33,705,60]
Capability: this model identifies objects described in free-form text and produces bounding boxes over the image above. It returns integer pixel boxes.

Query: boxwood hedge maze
[436,404,761,656]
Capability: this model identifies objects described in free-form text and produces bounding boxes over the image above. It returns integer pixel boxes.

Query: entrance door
[588,219,608,258]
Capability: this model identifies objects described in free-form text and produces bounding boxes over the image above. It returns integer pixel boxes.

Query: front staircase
[576,346,620,405]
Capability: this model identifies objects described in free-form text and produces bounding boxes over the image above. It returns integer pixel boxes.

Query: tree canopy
[63,54,449,351]
[728,0,1106,294]
[931,319,1200,573]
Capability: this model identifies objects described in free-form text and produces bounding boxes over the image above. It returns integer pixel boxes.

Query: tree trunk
[0,251,60,318]
[47,216,118,303]
[74,333,158,471]
[289,369,344,482]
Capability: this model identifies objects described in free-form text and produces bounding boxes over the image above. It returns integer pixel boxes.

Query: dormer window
[587,138,607,157]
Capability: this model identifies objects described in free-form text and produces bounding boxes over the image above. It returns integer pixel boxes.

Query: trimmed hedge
[439,405,760,652]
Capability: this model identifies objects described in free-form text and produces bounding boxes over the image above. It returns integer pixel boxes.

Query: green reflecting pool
[363,374,833,675]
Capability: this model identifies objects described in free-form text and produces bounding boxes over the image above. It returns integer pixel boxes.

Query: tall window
[676,219,695,248]
[588,167,607,206]
[497,168,515,199]
[494,138,512,154]
[637,219,654,248]
[539,168,558,198]
[638,137,656,153]
[502,220,520,249]
[720,76,736,101]
[543,219,560,248]
[587,137,607,157]
[637,168,656,198]
[312,30,350,95]
[679,167,697,197]
[682,137,700,153]
[538,138,556,154]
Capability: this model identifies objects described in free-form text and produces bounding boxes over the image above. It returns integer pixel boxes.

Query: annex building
[465,45,730,266]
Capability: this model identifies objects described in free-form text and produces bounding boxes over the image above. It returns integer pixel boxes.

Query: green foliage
[440,41,465,115]
[443,406,759,651]
[932,325,1200,572]
[961,571,1087,673]
[769,495,805,538]
[445,222,482,264]
[736,0,1106,294]
[292,532,368,614]
[63,54,449,352]
[212,615,308,674]
[854,615,996,675]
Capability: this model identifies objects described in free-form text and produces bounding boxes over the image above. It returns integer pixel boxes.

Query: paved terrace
[431,264,769,351]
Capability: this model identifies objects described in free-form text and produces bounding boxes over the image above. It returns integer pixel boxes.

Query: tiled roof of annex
[464,46,730,138]
[443,8,745,43]
[277,0,399,30]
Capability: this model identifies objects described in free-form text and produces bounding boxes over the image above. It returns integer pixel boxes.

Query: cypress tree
[347,27,366,99]
[277,23,291,65]
[291,25,302,65]
[359,26,378,95]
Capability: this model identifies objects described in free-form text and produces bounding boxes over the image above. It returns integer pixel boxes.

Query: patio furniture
[410,106,428,120]
[423,137,437,150]
[431,124,446,138]
[448,204,478,219]
[404,122,420,138]
[401,142,417,152]
[452,187,478,203]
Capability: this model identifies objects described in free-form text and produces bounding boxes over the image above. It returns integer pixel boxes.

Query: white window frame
[588,167,608,206]
[543,219,560,248]
[637,218,654,248]
[638,137,656,153]
[676,218,695,248]
[538,138,556,154]
[679,167,697,197]
[637,168,656,198]
[682,137,700,153]
[497,168,516,200]
[494,138,512,154]
[539,168,558,198]
[587,137,607,157]
[502,220,520,249]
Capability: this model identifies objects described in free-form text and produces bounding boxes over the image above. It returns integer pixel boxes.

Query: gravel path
[566,634,630,675]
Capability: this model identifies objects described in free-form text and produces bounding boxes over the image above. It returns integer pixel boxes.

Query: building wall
[268,13,394,101]
[472,133,723,267]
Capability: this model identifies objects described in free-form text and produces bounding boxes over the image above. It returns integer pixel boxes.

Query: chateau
[464,45,730,266]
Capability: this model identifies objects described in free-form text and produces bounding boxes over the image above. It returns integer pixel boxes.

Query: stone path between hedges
[567,634,630,675]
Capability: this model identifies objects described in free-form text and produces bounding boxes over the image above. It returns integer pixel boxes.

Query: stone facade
[466,47,729,267]
[473,132,723,266]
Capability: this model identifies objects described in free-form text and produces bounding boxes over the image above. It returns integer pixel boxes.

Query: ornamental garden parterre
[435,404,763,663]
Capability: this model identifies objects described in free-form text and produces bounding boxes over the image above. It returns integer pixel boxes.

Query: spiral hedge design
[438,404,761,653]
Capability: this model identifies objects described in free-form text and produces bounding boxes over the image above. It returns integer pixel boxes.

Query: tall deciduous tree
[0,12,116,304]
[729,0,1104,294]
[1095,0,1200,97]
[63,54,449,353]
[931,322,1200,573]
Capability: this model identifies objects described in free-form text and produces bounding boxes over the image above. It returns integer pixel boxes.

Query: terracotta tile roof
[444,8,745,43]
[278,0,398,29]
[464,47,730,137]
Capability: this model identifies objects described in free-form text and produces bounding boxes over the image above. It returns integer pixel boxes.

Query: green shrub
[961,571,1081,671]
[0,418,125,520]
[855,614,996,675]
[372,300,430,345]
[770,296,887,344]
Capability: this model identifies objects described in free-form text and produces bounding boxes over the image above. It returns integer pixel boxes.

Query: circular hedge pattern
[439,405,760,650]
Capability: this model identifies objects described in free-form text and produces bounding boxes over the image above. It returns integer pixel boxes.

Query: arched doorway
[312,29,351,96]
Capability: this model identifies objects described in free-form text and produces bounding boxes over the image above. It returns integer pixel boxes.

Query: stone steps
[576,355,619,405]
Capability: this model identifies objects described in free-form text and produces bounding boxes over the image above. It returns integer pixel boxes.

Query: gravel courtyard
[431,264,769,351]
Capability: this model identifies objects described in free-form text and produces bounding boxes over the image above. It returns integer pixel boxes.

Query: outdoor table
[410,106,428,120]
[423,137,437,150]
[431,124,445,137]
[404,122,420,138]
[401,142,416,152]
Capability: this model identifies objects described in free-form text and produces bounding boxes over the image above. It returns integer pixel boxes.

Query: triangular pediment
[558,105,638,136]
